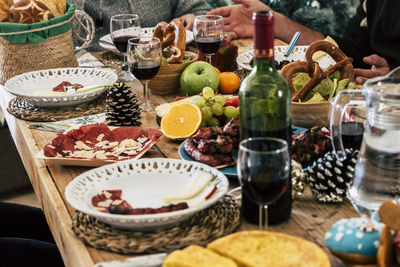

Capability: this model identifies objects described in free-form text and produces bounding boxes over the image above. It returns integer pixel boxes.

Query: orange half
[160,102,202,140]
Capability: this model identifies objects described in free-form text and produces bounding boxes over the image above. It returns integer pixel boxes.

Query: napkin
[76,49,106,68]
[28,113,108,132]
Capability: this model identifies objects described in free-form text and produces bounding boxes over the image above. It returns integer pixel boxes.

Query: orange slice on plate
[161,102,202,140]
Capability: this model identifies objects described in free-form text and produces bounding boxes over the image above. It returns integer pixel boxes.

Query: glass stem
[206,54,212,65]
[259,204,268,231]
[143,81,150,106]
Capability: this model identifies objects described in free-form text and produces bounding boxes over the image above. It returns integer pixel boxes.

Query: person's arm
[173,0,211,30]
[208,0,323,42]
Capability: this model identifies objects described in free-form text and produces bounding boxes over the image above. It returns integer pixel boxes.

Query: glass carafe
[329,67,400,217]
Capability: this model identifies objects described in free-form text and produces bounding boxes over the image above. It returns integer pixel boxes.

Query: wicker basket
[0,4,94,85]
[291,101,330,128]
[149,51,198,95]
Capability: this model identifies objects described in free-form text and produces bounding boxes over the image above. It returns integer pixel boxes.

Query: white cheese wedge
[162,170,214,203]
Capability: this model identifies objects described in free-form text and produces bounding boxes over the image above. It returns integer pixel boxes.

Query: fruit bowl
[291,101,330,128]
[149,51,198,95]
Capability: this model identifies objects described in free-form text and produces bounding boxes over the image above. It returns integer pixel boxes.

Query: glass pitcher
[329,66,400,216]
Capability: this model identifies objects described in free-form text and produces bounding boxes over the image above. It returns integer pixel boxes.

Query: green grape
[212,103,224,116]
[201,106,213,121]
[207,117,220,127]
[214,95,226,106]
[202,87,215,100]
[192,96,206,109]
[224,106,239,119]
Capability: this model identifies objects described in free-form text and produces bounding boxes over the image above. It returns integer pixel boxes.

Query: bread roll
[0,0,13,22]
[9,0,54,23]
[39,0,65,17]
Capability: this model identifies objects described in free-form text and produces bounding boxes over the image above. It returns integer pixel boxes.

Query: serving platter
[237,45,336,71]
[4,68,118,107]
[99,27,194,51]
[65,158,229,229]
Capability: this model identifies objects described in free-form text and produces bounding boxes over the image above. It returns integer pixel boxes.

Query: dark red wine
[130,61,160,81]
[195,37,223,54]
[112,35,139,53]
[342,121,364,150]
[241,167,288,204]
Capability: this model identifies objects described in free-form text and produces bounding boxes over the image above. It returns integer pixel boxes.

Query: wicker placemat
[72,195,241,255]
[7,95,106,122]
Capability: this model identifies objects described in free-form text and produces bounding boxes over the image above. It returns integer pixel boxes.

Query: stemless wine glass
[110,14,141,81]
[193,15,224,64]
[127,37,162,111]
[238,137,290,230]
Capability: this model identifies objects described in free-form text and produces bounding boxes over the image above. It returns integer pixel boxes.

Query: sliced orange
[160,102,202,139]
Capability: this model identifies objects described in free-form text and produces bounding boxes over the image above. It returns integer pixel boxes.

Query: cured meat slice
[145,128,163,141]
[111,127,147,142]
[79,123,113,143]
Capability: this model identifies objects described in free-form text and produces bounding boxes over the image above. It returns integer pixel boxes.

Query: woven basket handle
[72,10,95,51]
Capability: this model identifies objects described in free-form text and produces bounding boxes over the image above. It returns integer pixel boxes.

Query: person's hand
[208,0,271,39]
[179,14,195,31]
[354,54,390,84]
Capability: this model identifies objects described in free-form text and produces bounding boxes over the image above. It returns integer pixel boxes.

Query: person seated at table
[70,0,211,37]
[0,202,64,267]
[208,0,400,84]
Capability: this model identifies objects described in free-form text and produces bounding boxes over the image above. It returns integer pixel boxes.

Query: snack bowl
[291,101,330,128]
[65,158,228,230]
[149,51,198,95]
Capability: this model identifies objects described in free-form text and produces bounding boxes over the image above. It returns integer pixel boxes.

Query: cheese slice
[162,170,213,203]
[312,36,339,61]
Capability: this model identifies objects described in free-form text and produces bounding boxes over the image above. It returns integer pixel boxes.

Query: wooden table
[0,77,361,266]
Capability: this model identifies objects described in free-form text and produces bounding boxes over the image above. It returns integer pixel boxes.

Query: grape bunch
[191,87,240,127]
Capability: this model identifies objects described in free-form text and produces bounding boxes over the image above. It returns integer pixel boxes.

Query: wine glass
[127,37,162,111]
[193,15,224,64]
[110,14,141,81]
[238,137,290,230]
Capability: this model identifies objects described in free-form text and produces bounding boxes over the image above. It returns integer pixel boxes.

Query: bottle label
[254,48,274,59]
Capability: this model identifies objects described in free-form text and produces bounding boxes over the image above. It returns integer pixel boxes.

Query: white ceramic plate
[237,46,336,71]
[4,68,118,108]
[100,27,194,51]
[65,158,228,230]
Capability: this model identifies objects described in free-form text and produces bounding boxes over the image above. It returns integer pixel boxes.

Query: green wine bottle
[239,11,292,225]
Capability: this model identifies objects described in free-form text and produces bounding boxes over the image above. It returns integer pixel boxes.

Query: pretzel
[9,0,54,23]
[281,40,354,102]
[153,19,186,63]
[281,61,324,102]
[305,40,354,81]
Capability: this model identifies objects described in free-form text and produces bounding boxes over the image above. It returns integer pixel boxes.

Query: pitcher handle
[72,10,95,51]
[386,66,400,78]
[329,90,364,160]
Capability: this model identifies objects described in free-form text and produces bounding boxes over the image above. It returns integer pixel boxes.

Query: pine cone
[106,83,141,126]
[306,148,358,203]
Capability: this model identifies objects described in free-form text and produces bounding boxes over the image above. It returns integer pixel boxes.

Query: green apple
[180,61,219,96]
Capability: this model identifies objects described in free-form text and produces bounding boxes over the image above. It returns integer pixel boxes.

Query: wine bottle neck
[253,58,276,71]
[253,11,274,60]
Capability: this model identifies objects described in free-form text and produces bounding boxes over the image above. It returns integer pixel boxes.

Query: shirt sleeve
[332,0,373,68]
[172,0,211,18]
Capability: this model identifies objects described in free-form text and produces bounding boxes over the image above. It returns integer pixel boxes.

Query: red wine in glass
[112,35,139,53]
[195,36,223,55]
[130,61,160,81]
[341,121,364,150]
[241,166,288,204]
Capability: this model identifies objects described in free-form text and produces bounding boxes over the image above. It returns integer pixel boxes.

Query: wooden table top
[0,64,364,267]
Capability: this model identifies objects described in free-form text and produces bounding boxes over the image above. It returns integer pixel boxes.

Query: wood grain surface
[0,61,364,267]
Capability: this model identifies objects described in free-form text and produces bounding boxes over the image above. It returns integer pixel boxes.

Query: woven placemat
[72,195,241,255]
[7,95,106,122]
